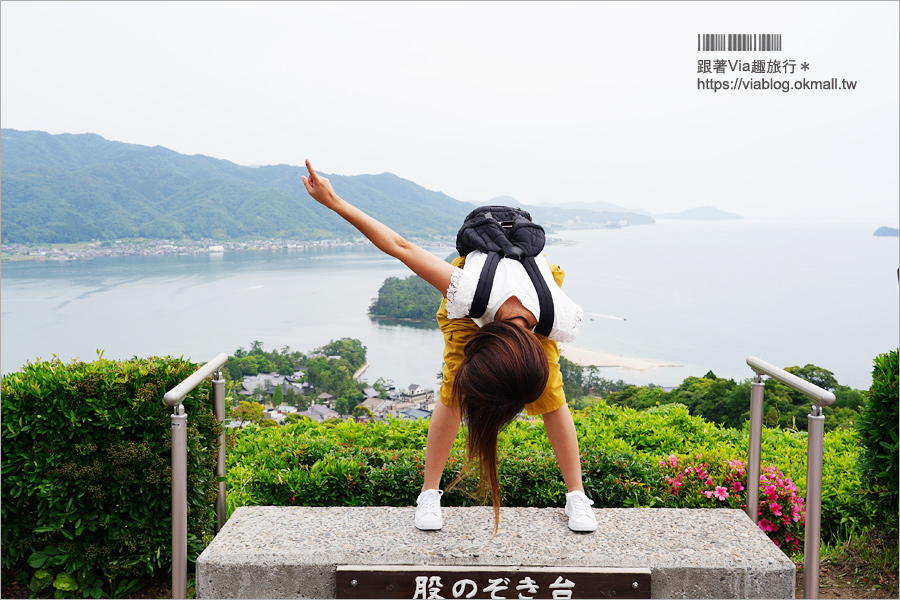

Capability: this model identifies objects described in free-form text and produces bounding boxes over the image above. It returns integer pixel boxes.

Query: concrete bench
[196,506,795,599]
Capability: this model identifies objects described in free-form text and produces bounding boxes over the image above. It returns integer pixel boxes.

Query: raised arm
[302,160,455,296]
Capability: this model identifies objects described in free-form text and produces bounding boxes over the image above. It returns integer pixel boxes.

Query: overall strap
[521,256,555,337]
[467,251,501,319]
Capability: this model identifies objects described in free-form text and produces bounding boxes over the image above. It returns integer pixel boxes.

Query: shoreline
[558,343,683,373]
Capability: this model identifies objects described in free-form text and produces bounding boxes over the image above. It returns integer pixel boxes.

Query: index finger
[305,159,317,180]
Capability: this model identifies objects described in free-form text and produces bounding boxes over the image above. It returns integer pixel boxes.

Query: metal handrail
[164,353,229,406]
[745,355,836,600]
[165,353,229,600]
[746,356,836,405]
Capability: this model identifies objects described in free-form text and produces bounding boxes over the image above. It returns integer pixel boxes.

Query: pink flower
[731,481,745,492]
[713,486,729,501]
[763,484,776,496]
[705,477,714,486]
[770,501,782,516]
[703,490,714,499]
[668,454,678,467]
[758,518,778,533]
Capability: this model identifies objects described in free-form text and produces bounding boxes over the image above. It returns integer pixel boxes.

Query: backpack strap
[522,256,555,337]
[467,251,500,319]
[468,253,555,337]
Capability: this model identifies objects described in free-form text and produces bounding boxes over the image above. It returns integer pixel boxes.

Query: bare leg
[541,405,584,493]
[422,401,462,491]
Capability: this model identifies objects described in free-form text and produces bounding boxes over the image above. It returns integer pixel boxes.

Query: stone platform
[195,506,795,599]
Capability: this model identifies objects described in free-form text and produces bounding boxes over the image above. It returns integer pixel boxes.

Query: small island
[369,274,442,322]
[873,226,899,237]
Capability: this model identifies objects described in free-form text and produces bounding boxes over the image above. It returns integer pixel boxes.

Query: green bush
[225,400,870,547]
[1,355,221,597]
[224,419,664,514]
[857,349,899,526]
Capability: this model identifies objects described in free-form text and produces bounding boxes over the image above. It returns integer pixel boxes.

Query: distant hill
[657,206,743,221]
[873,226,899,237]
[487,197,655,229]
[0,129,473,244]
[550,200,655,217]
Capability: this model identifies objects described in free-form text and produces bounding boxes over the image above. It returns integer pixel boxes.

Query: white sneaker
[564,490,597,532]
[415,489,443,530]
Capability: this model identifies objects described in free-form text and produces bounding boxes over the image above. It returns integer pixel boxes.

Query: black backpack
[455,206,555,337]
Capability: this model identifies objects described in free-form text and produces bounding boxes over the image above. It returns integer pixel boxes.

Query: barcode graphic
[698,33,782,51]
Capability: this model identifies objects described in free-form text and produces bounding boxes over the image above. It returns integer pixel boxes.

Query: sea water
[1,217,896,390]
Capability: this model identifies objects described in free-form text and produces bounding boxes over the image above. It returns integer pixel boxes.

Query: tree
[272,385,284,406]
[785,364,838,391]
[335,393,362,416]
[352,405,374,421]
[251,384,267,403]
[234,400,263,423]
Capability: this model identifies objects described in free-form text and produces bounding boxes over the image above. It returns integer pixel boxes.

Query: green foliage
[234,400,264,423]
[558,356,627,401]
[303,338,367,400]
[223,400,869,544]
[225,342,302,379]
[606,365,864,433]
[368,275,443,321]
[1,128,473,244]
[284,413,311,425]
[857,349,899,526]
[315,338,367,372]
[1,354,221,597]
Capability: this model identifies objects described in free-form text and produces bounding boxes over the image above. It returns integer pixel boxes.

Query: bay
[1,218,897,391]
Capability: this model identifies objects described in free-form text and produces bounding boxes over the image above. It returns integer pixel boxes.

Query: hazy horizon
[2,2,898,223]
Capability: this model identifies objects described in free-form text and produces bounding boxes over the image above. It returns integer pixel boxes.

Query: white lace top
[445,251,584,343]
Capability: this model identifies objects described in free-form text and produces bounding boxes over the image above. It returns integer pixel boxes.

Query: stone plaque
[336,565,651,599]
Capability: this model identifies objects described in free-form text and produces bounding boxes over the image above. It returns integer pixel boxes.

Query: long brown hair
[450,320,549,532]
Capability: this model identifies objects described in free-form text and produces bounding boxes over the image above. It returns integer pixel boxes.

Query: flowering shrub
[657,453,745,510]
[658,454,805,551]
[757,465,806,552]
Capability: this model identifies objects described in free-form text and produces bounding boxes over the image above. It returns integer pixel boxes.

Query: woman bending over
[302,161,596,533]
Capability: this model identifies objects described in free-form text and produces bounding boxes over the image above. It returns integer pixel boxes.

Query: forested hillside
[0,129,473,243]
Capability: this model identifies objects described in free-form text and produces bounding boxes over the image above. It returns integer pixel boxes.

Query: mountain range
[0,129,476,244]
[0,129,736,244]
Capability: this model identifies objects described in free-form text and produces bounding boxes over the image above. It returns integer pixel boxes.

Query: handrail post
[805,405,826,600]
[746,374,765,524]
[171,404,188,600]
[747,356,835,600]
[164,353,229,600]
[213,369,227,533]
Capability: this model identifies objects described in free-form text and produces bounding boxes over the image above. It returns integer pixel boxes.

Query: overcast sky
[2,1,898,220]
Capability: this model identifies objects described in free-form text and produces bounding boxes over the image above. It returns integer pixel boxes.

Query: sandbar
[558,343,683,373]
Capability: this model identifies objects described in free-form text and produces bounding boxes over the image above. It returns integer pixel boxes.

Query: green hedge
[857,349,899,525]
[226,423,664,512]
[1,355,221,597]
[225,401,869,546]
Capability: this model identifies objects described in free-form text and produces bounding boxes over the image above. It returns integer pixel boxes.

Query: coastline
[558,343,683,373]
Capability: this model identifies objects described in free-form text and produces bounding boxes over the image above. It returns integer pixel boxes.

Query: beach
[558,343,683,373]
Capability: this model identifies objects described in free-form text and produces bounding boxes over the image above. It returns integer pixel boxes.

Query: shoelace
[419,490,443,512]
[568,493,594,516]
